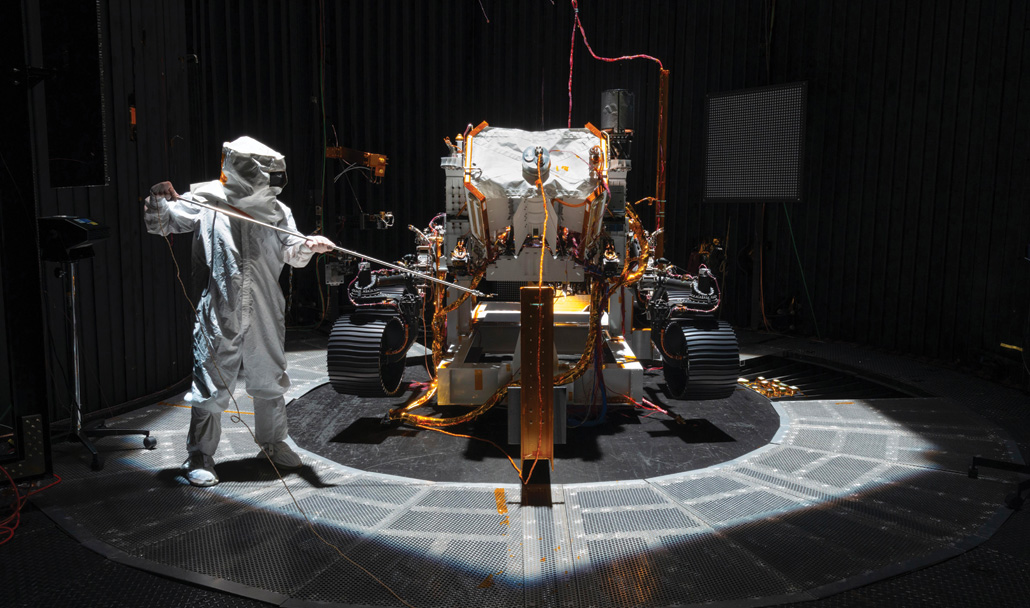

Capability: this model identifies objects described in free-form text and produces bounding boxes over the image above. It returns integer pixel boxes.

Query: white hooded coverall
[144,137,316,457]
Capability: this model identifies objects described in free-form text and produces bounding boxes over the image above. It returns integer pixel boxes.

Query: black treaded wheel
[660,318,739,400]
[327,312,408,397]
[143,435,157,449]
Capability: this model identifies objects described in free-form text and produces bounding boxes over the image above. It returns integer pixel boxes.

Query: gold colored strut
[520,286,555,468]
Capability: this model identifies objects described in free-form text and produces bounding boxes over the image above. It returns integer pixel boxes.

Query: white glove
[304,235,335,253]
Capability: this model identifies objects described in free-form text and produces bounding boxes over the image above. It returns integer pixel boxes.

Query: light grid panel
[704,82,807,202]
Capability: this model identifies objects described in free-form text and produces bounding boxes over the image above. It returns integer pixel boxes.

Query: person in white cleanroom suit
[144,136,334,487]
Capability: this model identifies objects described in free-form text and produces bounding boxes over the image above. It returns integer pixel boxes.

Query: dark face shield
[269,171,288,190]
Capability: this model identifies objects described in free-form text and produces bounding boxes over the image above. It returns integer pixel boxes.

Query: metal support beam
[520,286,554,489]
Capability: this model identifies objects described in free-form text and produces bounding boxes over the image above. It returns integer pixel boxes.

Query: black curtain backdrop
[24,0,1030,418]
[30,0,196,420]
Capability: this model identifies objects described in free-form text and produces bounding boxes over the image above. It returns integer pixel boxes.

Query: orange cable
[415,425,522,477]
[527,154,550,481]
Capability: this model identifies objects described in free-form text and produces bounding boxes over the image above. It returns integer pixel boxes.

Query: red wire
[572,1,664,69]
[0,464,61,546]
[25,475,62,498]
[1,465,23,533]
[641,398,669,415]
[604,381,670,416]
[566,0,665,127]
[567,5,578,128]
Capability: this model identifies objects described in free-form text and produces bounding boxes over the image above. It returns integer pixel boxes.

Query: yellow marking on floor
[158,401,255,415]
[477,571,503,589]
[494,488,508,514]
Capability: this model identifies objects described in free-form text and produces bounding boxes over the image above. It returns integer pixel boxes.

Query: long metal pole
[172,196,486,297]
[65,260,83,435]
[654,68,670,260]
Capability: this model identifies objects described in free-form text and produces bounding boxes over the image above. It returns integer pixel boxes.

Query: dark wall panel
[751,0,1030,368]
[3,0,50,465]
[30,0,196,419]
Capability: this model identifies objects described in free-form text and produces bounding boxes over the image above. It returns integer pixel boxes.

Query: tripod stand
[60,258,156,470]
[40,215,156,470]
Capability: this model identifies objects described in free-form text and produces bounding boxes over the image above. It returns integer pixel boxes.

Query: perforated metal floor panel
[30,333,1026,607]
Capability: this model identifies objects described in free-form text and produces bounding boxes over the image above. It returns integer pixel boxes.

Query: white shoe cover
[261,441,303,469]
[181,453,219,487]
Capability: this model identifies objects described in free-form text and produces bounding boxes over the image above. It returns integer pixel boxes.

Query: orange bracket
[584,122,603,138]
[463,121,491,256]
[326,146,389,179]
[579,186,604,246]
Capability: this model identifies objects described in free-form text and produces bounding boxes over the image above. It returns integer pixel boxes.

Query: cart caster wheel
[968,466,979,479]
[91,455,104,471]
[143,436,157,449]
